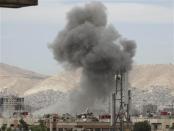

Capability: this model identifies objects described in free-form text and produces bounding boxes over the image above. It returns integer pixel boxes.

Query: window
[166,125,170,129]
[59,128,63,131]
[102,128,109,131]
[95,128,100,131]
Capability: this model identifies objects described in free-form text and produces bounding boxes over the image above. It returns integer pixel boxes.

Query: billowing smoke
[50,2,136,113]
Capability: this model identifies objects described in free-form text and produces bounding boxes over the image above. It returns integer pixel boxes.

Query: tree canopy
[133,121,151,131]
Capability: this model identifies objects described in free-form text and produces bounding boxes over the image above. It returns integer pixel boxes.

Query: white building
[0,95,24,117]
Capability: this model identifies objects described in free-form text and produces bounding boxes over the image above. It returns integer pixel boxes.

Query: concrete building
[132,117,174,131]
[0,117,39,129]
[0,0,38,8]
[163,108,174,115]
[143,104,157,116]
[55,122,132,131]
[0,95,24,117]
[43,114,132,131]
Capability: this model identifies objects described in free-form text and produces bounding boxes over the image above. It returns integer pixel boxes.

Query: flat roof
[56,122,132,128]
[0,0,38,8]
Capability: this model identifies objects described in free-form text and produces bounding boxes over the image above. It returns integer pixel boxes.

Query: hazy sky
[0,0,173,75]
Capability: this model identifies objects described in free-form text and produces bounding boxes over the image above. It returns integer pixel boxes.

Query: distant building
[143,104,157,116]
[43,114,132,131]
[0,95,24,117]
[132,117,174,131]
[0,117,39,129]
[163,108,174,114]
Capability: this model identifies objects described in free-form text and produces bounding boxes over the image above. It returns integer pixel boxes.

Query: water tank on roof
[0,0,38,8]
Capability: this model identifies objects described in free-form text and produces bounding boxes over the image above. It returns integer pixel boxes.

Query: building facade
[0,95,24,117]
[143,104,157,116]
[43,114,132,131]
[132,117,174,131]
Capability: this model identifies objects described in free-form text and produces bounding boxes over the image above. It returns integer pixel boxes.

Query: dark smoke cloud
[50,1,136,113]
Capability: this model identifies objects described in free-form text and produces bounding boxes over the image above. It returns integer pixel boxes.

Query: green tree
[7,127,11,131]
[19,119,29,131]
[29,120,47,131]
[38,120,47,131]
[1,124,7,131]
[170,124,174,129]
[133,121,151,131]
[30,126,40,131]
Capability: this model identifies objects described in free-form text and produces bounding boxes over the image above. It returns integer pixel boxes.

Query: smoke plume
[50,1,136,113]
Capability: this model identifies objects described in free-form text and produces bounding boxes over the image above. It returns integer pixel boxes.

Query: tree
[170,124,174,129]
[133,121,151,131]
[19,119,29,131]
[7,127,12,131]
[29,120,47,131]
[30,126,40,131]
[1,124,7,131]
[38,119,47,131]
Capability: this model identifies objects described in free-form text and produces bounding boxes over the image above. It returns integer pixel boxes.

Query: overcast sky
[0,0,173,75]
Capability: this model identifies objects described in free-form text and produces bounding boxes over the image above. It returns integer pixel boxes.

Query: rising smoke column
[50,2,136,113]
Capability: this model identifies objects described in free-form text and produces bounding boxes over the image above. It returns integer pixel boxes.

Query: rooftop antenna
[111,72,131,131]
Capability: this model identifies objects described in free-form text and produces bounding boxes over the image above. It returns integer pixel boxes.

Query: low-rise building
[132,117,174,131]
[143,104,157,116]
[55,122,132,131]
[0,116,39,129]
[43,114,132,131]
[0,95,24,117]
